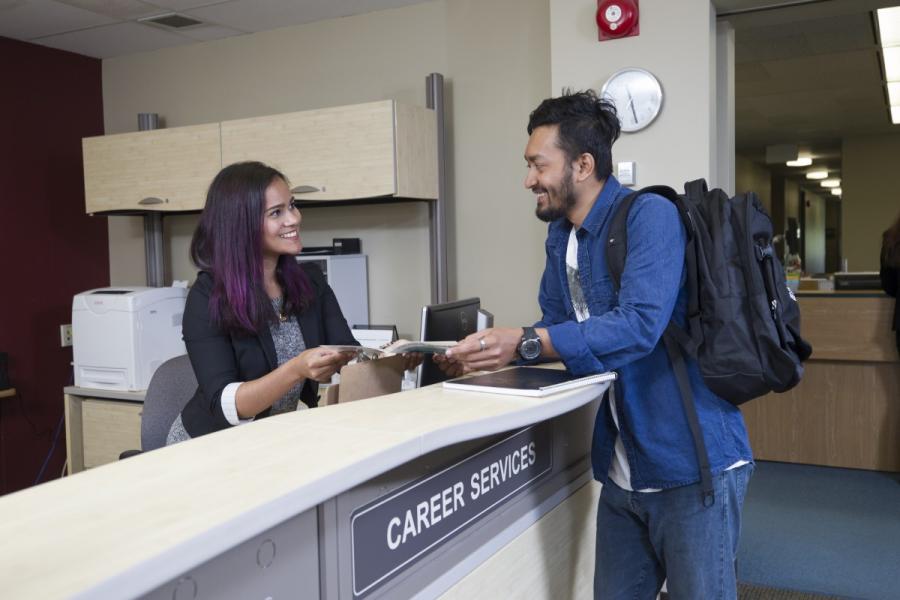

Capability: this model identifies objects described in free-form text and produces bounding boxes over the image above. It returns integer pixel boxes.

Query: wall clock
[600,68,663,132]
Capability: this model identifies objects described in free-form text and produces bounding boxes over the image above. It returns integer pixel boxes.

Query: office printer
[72,287,188,391]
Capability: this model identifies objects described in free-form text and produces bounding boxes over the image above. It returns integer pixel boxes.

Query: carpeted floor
[737,461,900,600]
[737,582,845,599]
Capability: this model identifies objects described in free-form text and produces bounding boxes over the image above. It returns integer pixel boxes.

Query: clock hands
[625,87,638,125]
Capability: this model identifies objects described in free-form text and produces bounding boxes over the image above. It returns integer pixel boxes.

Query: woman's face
[261,177,302,259]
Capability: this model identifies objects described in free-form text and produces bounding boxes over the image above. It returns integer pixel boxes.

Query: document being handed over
[321,340,456,361]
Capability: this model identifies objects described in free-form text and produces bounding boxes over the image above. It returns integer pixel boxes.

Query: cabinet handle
[138,197,166,205]
[291,185,325,194]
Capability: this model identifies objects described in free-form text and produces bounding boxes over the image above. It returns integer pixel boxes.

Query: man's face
[524,125,577,223]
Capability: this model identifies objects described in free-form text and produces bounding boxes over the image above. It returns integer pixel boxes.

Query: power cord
[34,413,65,486]
[15,390,49,436]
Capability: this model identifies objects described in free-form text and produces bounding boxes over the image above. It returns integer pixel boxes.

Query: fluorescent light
[877,7,900,47]
[786,157,812,167]
[821,179,841,188]
[889,82,900,105]
[893,106,900,125]
[806,170,828,179]
[885,47,900,82]
[831,188,842,196]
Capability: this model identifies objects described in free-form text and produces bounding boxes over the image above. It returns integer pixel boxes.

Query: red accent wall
[0,37,108,495]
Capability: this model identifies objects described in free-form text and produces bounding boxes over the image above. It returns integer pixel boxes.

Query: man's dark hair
[527,89,621,181]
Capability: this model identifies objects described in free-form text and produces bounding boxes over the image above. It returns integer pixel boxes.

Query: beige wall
[550,0,719,189]
[842,134,900,272]
[804,191,827,274]
[735,154,772,214]
[101,0,550,338]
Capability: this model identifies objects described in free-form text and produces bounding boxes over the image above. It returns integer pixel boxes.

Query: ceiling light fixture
[885,47,900,82]
[831,188,842,196]
[889,82,900,105]
[806,170,828,179]
[821,179,841,188]
[877,7,900,47]
[786,157,812,167]
[892,106,900,125]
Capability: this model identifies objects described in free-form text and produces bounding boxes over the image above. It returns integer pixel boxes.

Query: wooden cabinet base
[65,394,142,474]
[741,361,900,472]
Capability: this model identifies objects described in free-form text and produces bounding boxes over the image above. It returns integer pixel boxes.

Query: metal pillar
[426,73,449,304]
[139,113,166,287]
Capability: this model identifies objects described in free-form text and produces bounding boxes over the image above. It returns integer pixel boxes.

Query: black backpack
[606,178,812,504]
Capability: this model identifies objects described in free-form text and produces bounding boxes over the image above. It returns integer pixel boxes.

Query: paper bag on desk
[321,354,406,405]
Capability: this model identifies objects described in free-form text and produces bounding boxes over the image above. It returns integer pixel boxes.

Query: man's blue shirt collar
[550,175,625,238]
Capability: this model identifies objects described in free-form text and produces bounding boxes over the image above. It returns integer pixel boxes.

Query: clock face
[600,68,663,133]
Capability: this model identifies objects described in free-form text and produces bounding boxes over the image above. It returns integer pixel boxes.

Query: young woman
[881,211,900,356]
[167,161,357,444]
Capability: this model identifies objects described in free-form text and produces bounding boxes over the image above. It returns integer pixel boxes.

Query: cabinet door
[221,101,397,201]
[83,123,221,213]
[81,399,142,468]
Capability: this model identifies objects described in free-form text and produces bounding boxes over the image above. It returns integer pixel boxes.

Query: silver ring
[479,337,487,352]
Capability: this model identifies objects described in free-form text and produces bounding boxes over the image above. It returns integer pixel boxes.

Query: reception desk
[740,291,899,471]
[0,368,612,599]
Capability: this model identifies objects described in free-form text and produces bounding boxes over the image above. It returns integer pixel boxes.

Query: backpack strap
[606,185,681,291]
[662,333,716,507]
[605,181,714,506]
[684,178,708,198]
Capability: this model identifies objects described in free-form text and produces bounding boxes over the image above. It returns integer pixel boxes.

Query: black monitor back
[418,297,480,387]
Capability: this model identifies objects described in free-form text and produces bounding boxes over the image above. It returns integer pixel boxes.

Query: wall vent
[139,13,204,29]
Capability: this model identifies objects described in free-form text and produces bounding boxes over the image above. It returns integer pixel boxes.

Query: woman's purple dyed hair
[190,161,313,335]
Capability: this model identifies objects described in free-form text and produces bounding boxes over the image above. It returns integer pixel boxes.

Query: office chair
[119,354,197,458]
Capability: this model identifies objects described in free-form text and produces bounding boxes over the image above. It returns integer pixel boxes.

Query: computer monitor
[417,297,481,387]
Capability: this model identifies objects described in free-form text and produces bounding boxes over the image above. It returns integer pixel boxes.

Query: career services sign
[349,423,552,597]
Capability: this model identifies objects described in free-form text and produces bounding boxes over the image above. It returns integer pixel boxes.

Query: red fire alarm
[596,0,639,41]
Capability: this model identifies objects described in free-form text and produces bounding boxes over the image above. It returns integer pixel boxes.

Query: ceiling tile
[146,0,232,9]
[174,23,246,41]
[0,0,116,40]
[184,0,426,33]
[34,20,192,58]
[58,0,159,20]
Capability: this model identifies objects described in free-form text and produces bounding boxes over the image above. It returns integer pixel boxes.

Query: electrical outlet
[60,324,73,347]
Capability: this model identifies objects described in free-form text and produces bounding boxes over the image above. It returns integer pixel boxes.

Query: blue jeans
[594,463,754,600]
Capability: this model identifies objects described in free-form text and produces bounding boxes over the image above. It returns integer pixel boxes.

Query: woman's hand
[294,347,355,382]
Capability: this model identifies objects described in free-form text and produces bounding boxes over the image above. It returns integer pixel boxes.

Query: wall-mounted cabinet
[82,123,222,213]
[221,100,437,202]
[81,101,437,213]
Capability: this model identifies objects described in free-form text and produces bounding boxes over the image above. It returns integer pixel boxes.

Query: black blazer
[180,263,358,438]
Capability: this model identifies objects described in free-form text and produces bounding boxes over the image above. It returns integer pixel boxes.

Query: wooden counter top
[0,368,613,599]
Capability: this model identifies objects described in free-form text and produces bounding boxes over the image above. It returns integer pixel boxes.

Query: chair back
[141,354,197,452]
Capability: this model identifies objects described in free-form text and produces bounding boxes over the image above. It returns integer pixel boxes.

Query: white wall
[550,0,719,189]
[101,0,550,338]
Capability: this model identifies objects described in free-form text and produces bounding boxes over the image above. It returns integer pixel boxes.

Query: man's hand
[444,327,524,372]
[432,353,468,378]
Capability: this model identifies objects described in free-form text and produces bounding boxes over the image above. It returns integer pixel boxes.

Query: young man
[443,90,753,599]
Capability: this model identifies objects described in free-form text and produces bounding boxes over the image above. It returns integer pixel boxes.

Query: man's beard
[534,166,576,223]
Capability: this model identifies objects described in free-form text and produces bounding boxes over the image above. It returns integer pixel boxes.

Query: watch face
[520,339,541,360]
[600,68,663,133]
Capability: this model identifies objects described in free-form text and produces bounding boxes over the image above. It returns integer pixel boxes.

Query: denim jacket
[536,176,752,489]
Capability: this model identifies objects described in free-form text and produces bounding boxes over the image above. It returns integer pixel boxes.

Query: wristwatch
[517,327,542,361]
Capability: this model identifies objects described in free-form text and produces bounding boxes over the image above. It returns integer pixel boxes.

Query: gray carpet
[737,461,900,600]
[737,582,844,599]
